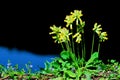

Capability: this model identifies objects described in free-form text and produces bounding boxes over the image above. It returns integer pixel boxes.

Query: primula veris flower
[49,25,62,43]
[70,10,83,20]
[99,32,108,42]
[49,25,62,35]
[58,27,72,43]
[64,15,75,27]
[70,10,83,25]
[93,23,102,35]
[73,32,82,43]
[49,25,72,43]
[75,34,82,43]
[73,32,79,38]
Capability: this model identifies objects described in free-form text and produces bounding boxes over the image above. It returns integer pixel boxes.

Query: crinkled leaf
[76,68,83,78]
[65,70,76,78]
[58,58,64,63]
[51,61,60,68]
[85,52,98,67]
[60,50,70,60]
[61,61,68,67]
[65,63,71,68]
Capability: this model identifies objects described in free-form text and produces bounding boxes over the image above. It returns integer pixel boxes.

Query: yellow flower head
[99,32,108,42]
[50,26,72,43]
[70,10,83,20]
[64,15,75,27]
[49,25,62,43]
[93,23,102,35]
[58,27,72,43]
[49,25,61,35]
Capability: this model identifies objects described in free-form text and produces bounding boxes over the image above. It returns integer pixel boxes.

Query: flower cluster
[49,25,72,43]
[93,23,108,42]
[49,10,84,44]
[64,10,83,28]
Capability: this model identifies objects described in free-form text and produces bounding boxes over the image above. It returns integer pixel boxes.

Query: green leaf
[65,70,76,78]
[85,52,98,67]
[58,58,64,63]
[44,61,50,71]
[76,68,83,78]
[65,63,71,68]
[81,21,85,27]
[61,61,68,67]
[110,59,116,63]
[51,61,60,68]
[60,50,70,60]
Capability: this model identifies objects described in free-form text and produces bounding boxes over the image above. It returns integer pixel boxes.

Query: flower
[73,32,82,43]
[49,25,62,43]
[64,15,75,27]
[93,23,102,35]
[99,32,108,42]
[49,25,72,43]
[70,10,83,20]
[58,27,72,43]
[49,25,62,35]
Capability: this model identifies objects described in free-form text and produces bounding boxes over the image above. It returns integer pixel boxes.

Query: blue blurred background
[0,47,59,72]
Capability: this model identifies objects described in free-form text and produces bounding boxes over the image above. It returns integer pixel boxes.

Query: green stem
[91,32,95,56]
[84,44,86,60]
[61,43,65,50]
[65,41,70,52]
[70,24,75,54]
[72,38,75,53]
[68,41,73,53]
[76,21,80,59]
[81,41,84,59]
[77,43,80,59]
[98,42,100,54]
[82,33,86,60]
[66,40,78,66]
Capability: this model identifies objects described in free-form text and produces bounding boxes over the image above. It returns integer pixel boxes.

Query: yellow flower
[73,33,82,43]
[49,25,61,35]
[70,10,83,20]
[76,34,82,43]
[73,32,79,38]
[64,15,75,27]
[49,25,62,43]
[99,32,108,42]
[50,26,72,43]
[58,27,72,43]
[92,23,102,35]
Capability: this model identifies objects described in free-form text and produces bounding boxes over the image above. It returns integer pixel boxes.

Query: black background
[1,1,120,61]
